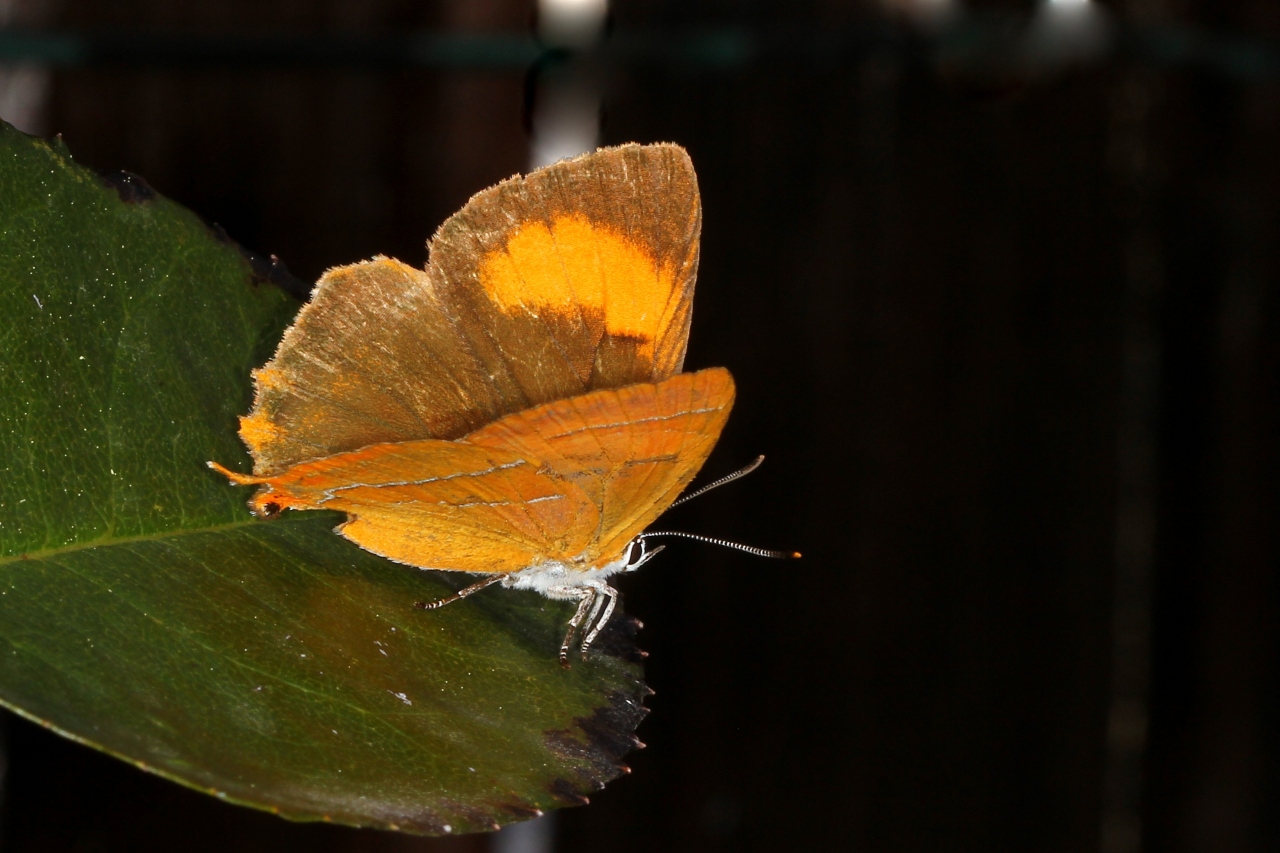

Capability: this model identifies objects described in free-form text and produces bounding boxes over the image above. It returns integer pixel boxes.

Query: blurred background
[1,0,1277,851]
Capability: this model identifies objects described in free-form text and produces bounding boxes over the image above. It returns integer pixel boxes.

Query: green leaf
[0,121,646,835]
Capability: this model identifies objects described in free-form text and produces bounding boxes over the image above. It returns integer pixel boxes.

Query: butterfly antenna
[670,455,766,509]
[638,531,801,560]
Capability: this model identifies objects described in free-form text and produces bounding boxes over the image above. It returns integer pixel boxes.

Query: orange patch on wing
[237,411,283,456]
[478,213,677,355]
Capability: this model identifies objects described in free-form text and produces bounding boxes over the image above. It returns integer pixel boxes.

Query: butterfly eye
[624,539,646,569]
[624,538,666,572]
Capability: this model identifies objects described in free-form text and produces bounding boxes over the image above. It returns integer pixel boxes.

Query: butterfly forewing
[428,143,701,402]
[238,144,701,477]
[464,368,735,567]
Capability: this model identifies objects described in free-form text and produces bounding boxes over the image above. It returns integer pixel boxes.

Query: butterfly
[210,143,737,665]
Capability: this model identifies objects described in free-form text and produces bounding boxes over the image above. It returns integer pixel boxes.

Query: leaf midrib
[0,516,263,567]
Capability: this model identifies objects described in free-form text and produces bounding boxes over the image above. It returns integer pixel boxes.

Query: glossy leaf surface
[0,122,646,834]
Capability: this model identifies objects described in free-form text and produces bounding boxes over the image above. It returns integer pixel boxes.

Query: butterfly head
[621,537,666,573]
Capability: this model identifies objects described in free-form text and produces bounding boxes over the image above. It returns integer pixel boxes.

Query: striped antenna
[639,530,800,560]
[670,455,766,508]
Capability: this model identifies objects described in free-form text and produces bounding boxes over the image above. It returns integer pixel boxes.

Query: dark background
[1,1,1278,851]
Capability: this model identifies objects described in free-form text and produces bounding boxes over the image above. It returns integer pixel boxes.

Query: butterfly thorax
[501,549,634,598]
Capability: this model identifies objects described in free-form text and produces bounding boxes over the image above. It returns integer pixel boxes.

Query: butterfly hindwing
[219,439,599,574]
[238,258,513,476]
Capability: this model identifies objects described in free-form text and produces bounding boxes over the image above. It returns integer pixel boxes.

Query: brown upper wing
[239,144,701,476]
[432,142,701,399]
[239,259,510,476]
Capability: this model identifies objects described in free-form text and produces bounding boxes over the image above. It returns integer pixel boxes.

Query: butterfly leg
[580,582,619,660]
[558,587,597,668]
[414,575,502,611]
[578,586,609,658]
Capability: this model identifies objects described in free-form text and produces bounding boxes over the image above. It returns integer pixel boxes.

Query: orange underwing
[210,143,733,664]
